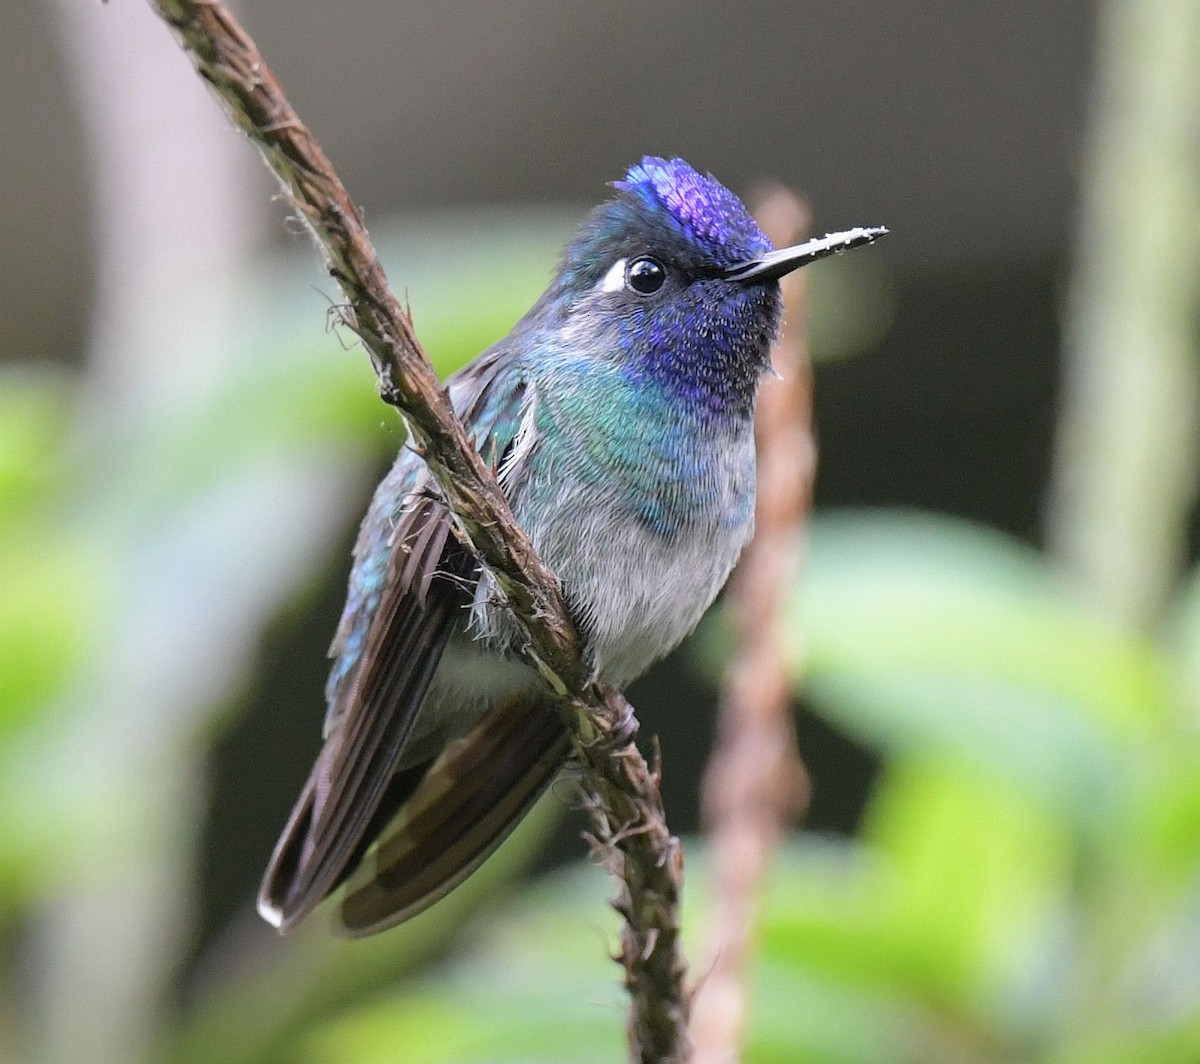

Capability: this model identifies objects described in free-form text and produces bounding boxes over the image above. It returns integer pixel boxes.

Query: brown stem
[147,2,689,1059]
[690,186,814,1064]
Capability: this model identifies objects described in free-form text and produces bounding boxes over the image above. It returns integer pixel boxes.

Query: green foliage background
[2,206,1198,1063]
[2,2,1199,1061]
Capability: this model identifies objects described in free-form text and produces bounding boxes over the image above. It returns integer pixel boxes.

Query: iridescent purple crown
[616,156,771,263]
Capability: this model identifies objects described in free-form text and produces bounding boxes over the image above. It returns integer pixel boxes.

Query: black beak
[723,225,888,284]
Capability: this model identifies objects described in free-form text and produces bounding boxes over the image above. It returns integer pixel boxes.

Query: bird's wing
[322,344,533,739]
[258,346,532,932]
[337,692,569,936]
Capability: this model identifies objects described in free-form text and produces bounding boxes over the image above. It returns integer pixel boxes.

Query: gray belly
[407,414,756,758]
[540,496,753,685]
[473,419,757,686]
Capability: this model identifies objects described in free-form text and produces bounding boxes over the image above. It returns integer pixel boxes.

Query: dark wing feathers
[258,346,542,933]
[259,495,468,930]
[338,694,569,936]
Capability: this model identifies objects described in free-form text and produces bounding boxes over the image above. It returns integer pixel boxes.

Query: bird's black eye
[626,257,666,295]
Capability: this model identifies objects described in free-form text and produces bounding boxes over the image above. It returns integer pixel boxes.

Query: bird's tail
[335,694,569,936]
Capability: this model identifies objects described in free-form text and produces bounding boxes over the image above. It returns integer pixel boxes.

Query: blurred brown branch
[148,1,689,1059]
[690,186,814,1064]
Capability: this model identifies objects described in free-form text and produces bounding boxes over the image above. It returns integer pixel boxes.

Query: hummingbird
[258,157,885,936]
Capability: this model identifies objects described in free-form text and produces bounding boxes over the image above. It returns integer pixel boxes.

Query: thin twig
[690,186,814,1064]
[147,2,689,1059]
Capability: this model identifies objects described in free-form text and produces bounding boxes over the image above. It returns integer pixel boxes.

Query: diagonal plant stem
[148,1,689,1059]
[690,186,813,1064]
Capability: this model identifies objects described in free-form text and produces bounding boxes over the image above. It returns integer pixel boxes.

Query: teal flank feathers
[258,157,886,935]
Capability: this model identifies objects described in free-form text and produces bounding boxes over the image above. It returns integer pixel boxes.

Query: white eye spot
[601,257,627,293]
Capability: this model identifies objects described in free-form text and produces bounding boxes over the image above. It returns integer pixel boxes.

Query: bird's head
[524,156,883,417]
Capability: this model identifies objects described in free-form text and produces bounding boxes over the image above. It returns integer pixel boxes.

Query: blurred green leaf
[797,511,1175,740]
[0,372,106,745]
[300,842,953,1064]
[805,671,1126,831]
[1135,750,1200,884]
[163,797,566,1064]
[747,965,925,1064]
[298,845,622,1064]
[1040,1015,1200,1064]
[789,511,1184,834]
[760,761,1070,1042]
[0,528,104,740]
[1162,560,1200,727]
[0,369,71,517]
[303,989,620,1064]
[866,759,1069,1020]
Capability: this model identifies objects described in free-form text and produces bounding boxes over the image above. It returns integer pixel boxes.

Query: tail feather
[337,696,569,936]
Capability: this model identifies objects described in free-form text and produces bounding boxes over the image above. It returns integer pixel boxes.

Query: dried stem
[690,186,814,1063]
[148,2,689,1059]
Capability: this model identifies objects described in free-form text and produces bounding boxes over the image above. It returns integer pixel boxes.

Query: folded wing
[258,344,548,933]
